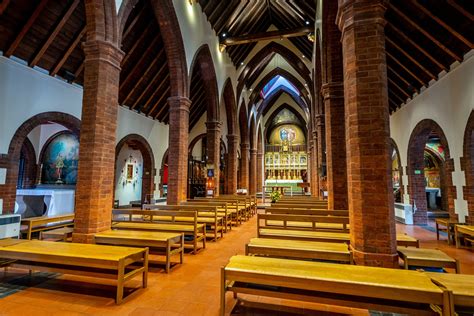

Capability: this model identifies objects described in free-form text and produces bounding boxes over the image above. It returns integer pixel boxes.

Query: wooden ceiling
[197,0,316,66]
[0,0,171,123]
[189,67,207,130]
[385,0,473,112]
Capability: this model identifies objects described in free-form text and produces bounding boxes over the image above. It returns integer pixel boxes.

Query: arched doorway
[407,120,455,224]
[115,134,155,207]
[390,138,404,203]
[17,138,37,190]
[160,149,169,198]
[1,112,81,214]
[462,110,474,224]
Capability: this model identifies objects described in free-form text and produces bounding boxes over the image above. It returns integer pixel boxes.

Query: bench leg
[220,267,226,316]
[116,260,125,304]
[166,240,171,273]
[180,235,184,264]
[143,249,149,288]
[436,223,440,241]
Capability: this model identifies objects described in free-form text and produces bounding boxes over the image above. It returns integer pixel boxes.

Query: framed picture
[127,164,134,181]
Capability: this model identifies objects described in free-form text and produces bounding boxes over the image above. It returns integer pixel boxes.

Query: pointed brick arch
[115,134,155,205]
[407,119,456,224]
[85,0,119,45]
[222,78,237,136]
[462,110,474,224]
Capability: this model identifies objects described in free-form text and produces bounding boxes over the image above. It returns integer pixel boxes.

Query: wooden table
[427,272,474,312]
[455,225,474,248]
[21,213,74,240]
[397,247,460,273]
[246,238,352,263]
[435,218,459,245]
[94,230,184,273]
[0,240,148,304]
[40,227,74,241]
[221,255,452,316]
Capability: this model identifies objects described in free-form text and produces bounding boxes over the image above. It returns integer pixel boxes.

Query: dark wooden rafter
[0,0,10,14]
[411,0,473,49]
[122,4,146,41]
[447,0,474,21]
[152,85,172,120]
[131,61,168,110]
[386,23,448,72]
[385,37,437,80]
[221,26,312,47]
[387,65,419,94]
[4,0,49,57]
[29,0,80,67]
[386,51,426,87]
[144,75,170,116]
[50,25,86,76]
[388,77,410,99]
[72,62,84,83]
[120,23,153,74]
[389,3,463,62]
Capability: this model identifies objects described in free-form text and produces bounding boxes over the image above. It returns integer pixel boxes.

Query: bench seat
[221,255,451,316]
[259,229,419,248]
[266,220,350,231]
[20,214,75,240]
[427,272,474,310]
[246,238,352,263]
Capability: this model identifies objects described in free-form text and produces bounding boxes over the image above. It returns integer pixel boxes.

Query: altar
[16,189,75,218]
[426,187,441,209]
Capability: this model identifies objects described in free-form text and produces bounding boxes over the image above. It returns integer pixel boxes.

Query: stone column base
[351,246,399,268]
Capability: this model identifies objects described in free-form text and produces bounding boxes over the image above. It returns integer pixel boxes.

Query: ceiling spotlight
[222,33,227,38]
[305,20,310,25]
[241,62,244,66]
[304,83,308,87]
[302,55,305,58]
[249,88,253,92]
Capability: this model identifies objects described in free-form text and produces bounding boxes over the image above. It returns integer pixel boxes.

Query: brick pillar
[240,143,250,190]
[257,151,264,194]
[167,96,191,205]
[311,135,319,197]
[249,149,257,195]
[323,83,348,210]
[206,121,221,196]
[338,0,397,268]
[316,115,326,199]
[73,40,124,243]
[226,134,239,194]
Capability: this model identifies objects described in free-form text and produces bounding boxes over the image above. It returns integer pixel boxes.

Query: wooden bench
[221,255,453,316]
[265,208,348,217]
[246,238,352,264]
[258,227,419,248]
[435,218,459,245]
[39,226,74,242]
[193,198,246,225]
[270,203,328,210]
[94,230,184,273]
[427,272,474,314]
[0,239,148,304]
[397,247,460,273]
[21,213,74,240]
[181,201,233,231]
[219,194,257,217]
[112,210,206,254]
[259,213,350,232]
[142,204,225,240]
[454,225,474,248]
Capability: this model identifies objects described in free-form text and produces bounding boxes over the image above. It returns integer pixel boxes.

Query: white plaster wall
[0,57,83,155]
[114,145,143,206]
[28,123,68,162]
[390,53,474,222]
[189,113,207,147]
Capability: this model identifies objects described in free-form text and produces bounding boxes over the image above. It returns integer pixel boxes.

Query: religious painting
[41,132,79,185]
[126,164,134,181]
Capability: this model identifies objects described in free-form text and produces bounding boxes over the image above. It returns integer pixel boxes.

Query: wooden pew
[193,197,246,225]
[0,239,148,304]
[265,208,348,217]
[112,209,206,254]
[207,195,255,219]
[270,203,328,210]
[454,225,474,248]
[258,214,419,247]
[245,238,352,264]
[181,201,234,231]
[259,213,350,232]
[21,213,74,240]
[428,272,474,314]
[221,255,453,316]
[219,194,257,216]
[94,230,184,273]
[142,204,225,241]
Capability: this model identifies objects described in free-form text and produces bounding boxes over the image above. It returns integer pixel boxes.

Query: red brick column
[206,121,221,196]
[73,40,124,243]
[167,96,191,205]
[322,83,348,210]
[257,151,264,194]
[226,134,239,194]
[249,148,257,195]
[316,116,326,199]
[240,143,250,190]
[337,0,398,267]
[309,138,318,197]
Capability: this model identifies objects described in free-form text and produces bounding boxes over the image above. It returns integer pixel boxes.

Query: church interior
[0,0,473,315]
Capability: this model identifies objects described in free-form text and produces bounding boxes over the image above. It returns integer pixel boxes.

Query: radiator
[0,214,21,239]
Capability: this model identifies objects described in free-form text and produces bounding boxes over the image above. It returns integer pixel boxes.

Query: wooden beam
[386,51,426,87]
[221,25,312,47]
[131,61,168,110]
[30,0,80,67]
[72,62,84,83]
[389,3,463,62]
[151,86,171,119]
[120,34,160,91]
[121,23,153,68]
[387,23,448,72]
[122,4,145,41]
[142,73,170,114]
[0,0,11,14]
[50,25,86,76]
[385,37,437,80]
[388,89,405,104]
[412,0,473,49]
[388,97,399,110]
[447,0,474,21]
[388,77,411,99]
[387,65,419,94]
[5,0,49,57]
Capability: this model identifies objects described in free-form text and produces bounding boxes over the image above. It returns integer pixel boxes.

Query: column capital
[321,82,344,100]
[241,143,250,150]
[337,0,388,34]
[83,40,124,71]
[226,134,239,143]
[206,120,222,130]
[315,114,325,127]
[250,148,257,155]
[168,96,191,112]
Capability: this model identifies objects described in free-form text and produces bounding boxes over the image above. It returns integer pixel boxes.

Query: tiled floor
[0,215,472,316]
